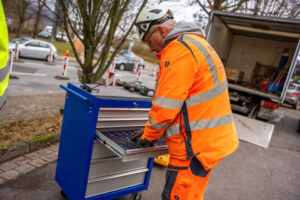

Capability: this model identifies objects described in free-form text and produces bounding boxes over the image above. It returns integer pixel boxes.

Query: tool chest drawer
[85,168,148,198]
[88,156,148,179]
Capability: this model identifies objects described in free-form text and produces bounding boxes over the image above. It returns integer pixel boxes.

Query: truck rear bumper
[257,107,276,120]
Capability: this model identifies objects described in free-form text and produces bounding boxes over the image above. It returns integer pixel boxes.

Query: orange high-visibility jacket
[142,33,239,170]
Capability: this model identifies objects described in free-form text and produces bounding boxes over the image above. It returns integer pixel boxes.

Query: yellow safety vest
[0,0,9,108]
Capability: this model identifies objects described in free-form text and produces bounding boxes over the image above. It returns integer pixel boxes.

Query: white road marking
[11,72,47,76]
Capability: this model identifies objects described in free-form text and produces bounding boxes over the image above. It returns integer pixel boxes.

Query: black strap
[180,102,194,159]
[168,164,188,171]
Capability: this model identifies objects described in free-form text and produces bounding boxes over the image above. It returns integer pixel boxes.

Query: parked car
[56,32,68,42]
[115,51,145,71]
[9,38,57,62]
[38,31,51,39]
[284,83,300,109]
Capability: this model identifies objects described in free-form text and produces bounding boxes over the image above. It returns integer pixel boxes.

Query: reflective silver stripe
[186,81,227,107]
[183,36,220,86]
[0,89,7,109]
[165,114,233,137]
[165,124,180,137]
[153,96,184,110]
[190,114,233,131]
[0,62,9,82]
[149,116,170,130]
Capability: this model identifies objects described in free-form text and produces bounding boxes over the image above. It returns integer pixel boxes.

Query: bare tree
[191,0,299,19]
[32,0,45,38]
[189,0,249,28]
[191,0,299,29]
[192,0,249,16]
[247,0,300,18]
[16,0,34,37]
[43,0,148,83]
[287,0,300,18]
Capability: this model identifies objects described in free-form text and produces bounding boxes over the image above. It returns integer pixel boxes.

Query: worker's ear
[157,26,168,39]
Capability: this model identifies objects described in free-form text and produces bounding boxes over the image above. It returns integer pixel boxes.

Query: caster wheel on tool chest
[60,190,68,199]
[130,192,142,200]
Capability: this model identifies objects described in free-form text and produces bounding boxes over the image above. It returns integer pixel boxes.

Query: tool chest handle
[60,85,90,103]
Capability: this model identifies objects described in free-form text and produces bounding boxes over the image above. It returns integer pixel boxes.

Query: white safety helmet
[135,4,173,41]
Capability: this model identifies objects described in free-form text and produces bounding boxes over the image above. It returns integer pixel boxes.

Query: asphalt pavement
[7,58,156,96]
[7,58,80,96]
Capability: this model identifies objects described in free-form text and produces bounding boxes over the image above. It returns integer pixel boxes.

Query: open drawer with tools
[55,83,168,200]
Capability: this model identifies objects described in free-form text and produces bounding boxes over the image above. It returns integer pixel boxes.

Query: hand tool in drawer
[95,130,168,162]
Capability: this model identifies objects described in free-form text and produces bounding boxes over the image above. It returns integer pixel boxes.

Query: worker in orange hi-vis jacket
[131,4,239,200]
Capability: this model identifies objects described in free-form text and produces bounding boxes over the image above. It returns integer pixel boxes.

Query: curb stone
[0,132,60,164]
[0,143,59,185]
[0,142,29,164]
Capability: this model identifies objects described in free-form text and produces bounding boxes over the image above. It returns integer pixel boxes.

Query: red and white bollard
[107,71,115,86]
[133,59,139,73]
[152,62,159,76]
[109,59,115,73]
[136,66,143,82]
[8,50,14,74]
[48,47,54,64]
[103,70,108,79]
[14,41,19,60]
[103,59,115,81]
[62,51,69,76]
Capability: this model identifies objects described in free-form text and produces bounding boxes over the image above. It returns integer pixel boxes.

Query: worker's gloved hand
[137,138,156,148]
[130,128,144,143]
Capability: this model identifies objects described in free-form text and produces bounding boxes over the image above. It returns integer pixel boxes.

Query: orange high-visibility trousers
[162,157,212,200]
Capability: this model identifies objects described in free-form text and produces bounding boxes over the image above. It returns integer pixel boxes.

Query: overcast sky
[160,0,200,22]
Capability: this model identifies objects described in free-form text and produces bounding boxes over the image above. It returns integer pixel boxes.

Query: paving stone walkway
[0,143,59,185]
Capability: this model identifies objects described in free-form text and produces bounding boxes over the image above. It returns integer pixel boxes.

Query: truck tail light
[292,91,299,96]
[261,100,279,109]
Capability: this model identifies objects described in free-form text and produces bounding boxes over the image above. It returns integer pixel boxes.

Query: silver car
[8,38,57,62]
[284,83,300,109]
[115,51,145,71]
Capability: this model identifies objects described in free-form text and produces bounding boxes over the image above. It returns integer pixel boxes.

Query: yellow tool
[154,154,170,166]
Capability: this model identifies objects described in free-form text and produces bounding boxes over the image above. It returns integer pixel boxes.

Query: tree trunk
[16,18,23,37]
[32,1,43,38]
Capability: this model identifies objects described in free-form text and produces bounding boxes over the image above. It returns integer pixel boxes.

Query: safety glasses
[143,28,157,45]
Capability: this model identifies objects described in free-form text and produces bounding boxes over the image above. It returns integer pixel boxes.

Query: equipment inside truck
[206,11,300,118]
[207,12,299,97]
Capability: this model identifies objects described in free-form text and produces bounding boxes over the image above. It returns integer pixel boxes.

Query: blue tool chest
[55,83,168,200]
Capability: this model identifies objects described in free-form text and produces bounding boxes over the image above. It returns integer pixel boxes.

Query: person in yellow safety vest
[0,0,9,109]
[132,4,239,200]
